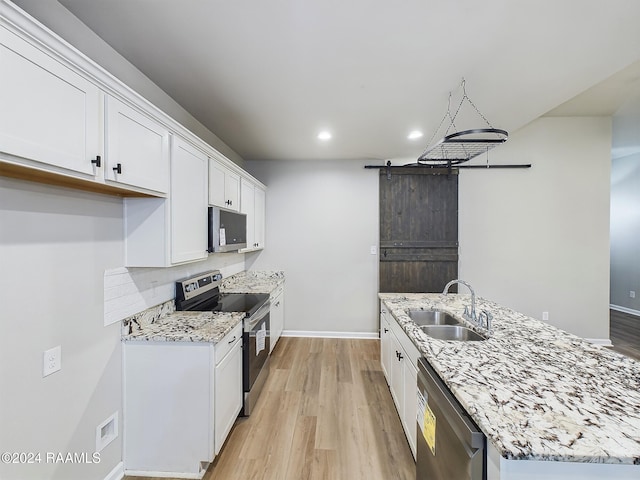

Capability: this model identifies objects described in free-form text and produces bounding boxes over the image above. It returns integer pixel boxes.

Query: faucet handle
[479,310,493,333]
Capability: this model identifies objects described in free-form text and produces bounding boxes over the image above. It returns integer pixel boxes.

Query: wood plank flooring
[124,337,415,480]
[610,309,640,361]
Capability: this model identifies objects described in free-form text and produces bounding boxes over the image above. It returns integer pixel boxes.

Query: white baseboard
[610,304,640,317]
[584,338,613,347]
[124,470,203,479]
[104,462,124,480]
[282,330,379,339]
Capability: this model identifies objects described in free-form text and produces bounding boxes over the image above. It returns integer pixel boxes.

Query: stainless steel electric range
[175,270,270,416]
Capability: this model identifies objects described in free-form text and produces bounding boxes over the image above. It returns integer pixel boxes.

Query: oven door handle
[245,301,271,331]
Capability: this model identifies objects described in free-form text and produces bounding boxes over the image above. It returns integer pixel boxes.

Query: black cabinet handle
[398,352,404,360]
[384,328,389,333]
[91,155,101,167]
[113,163,122,174]
[228,335,236,344]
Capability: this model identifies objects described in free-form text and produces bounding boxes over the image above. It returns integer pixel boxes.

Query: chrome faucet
[442,279,477,324]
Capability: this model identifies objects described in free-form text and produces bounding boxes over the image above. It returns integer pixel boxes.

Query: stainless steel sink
[408,309,462,326]
[419,325,487,341]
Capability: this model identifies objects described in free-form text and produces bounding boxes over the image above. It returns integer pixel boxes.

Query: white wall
[459,116,612,340]
[245,159,379,335]
[0,178,124,480]
[610,153,640,312]
[247,118,611,341]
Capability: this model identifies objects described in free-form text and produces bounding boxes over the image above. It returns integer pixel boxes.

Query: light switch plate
[43,345,61,377]
[370,246,377,255]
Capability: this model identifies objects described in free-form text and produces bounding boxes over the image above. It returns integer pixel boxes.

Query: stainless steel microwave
[208,207,247,253]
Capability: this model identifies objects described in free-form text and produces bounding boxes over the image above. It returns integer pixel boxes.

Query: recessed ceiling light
[317,131,332,141]
[408,130,423,140]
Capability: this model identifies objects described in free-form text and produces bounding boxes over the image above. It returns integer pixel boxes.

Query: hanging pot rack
[364,78,531,174]
[416,127,508,165]
[413,78,510,166]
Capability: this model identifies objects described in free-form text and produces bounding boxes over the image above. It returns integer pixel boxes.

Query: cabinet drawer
[215,323,242,365]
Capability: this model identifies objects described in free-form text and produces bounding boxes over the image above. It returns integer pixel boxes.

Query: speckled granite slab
[379,293,640,465]
[221,270,285,294]
[122,300,244,343]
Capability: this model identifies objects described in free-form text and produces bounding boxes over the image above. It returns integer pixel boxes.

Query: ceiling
[56,0,640,162]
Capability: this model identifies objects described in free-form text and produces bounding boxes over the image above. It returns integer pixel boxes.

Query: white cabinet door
[0,26,101,177]
[171,137,208,264]
[270,288,284,353]
[123,342,213,476]
[209,160,240,211]
[105,95,169,193]
[390,331,405,414]
[254,186,266,249]
[380,310,392,383]
[403,359,418,459]
[240,178,266,251]
[214,335,243,455]
[240,178,256,247]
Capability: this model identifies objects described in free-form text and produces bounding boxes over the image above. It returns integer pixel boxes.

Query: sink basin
[420,325,487,341]
[408,309,462,326]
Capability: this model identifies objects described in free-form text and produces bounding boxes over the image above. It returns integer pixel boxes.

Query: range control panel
[176,270,222,301]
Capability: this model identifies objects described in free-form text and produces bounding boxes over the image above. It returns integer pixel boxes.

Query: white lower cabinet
[124,324,243,477]
[214,327,243,455]
[381,303,419,459]
[270,285,285,353]
[124,342,213,477]
[380,309,392,384]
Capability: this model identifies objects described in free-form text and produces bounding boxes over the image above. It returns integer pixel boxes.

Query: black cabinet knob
[91,155,101,167]
[113,163,122,174]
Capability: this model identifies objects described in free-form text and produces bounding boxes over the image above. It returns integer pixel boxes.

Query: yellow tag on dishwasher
[423,403,436,455]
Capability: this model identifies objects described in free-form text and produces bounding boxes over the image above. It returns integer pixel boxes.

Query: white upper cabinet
[105,95,169,194]
[209,159,240,211]
[254,185,266,249]
[124,136,208,267]
[170,137,208,264]
[240,178,266,251]
[0,25,101,178]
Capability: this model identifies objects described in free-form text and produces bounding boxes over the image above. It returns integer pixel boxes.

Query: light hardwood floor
[610,309,640,361]
[124,337,415,480]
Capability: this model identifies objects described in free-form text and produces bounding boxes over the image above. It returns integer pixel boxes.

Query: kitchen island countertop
[379,293,640,465]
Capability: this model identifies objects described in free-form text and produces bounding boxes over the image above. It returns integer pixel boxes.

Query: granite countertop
[220,270,285,294]
[379,293,640,465]
[121,270,285,343]
[121,300,245,343]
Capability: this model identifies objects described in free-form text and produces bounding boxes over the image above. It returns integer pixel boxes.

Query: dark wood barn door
[379,168,458,293]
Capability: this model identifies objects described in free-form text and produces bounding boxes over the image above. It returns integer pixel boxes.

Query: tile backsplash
[103,253,245,326]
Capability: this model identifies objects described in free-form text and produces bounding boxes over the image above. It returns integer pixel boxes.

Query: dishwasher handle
[418,357,485,450]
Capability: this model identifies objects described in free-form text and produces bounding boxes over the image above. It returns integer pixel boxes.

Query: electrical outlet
[370,246,377,255]
[630,291,636,299]
[43,345,61,377]
[542,312,549,321]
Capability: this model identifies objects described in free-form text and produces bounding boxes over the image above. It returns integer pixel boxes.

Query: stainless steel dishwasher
[416,357,486,480]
